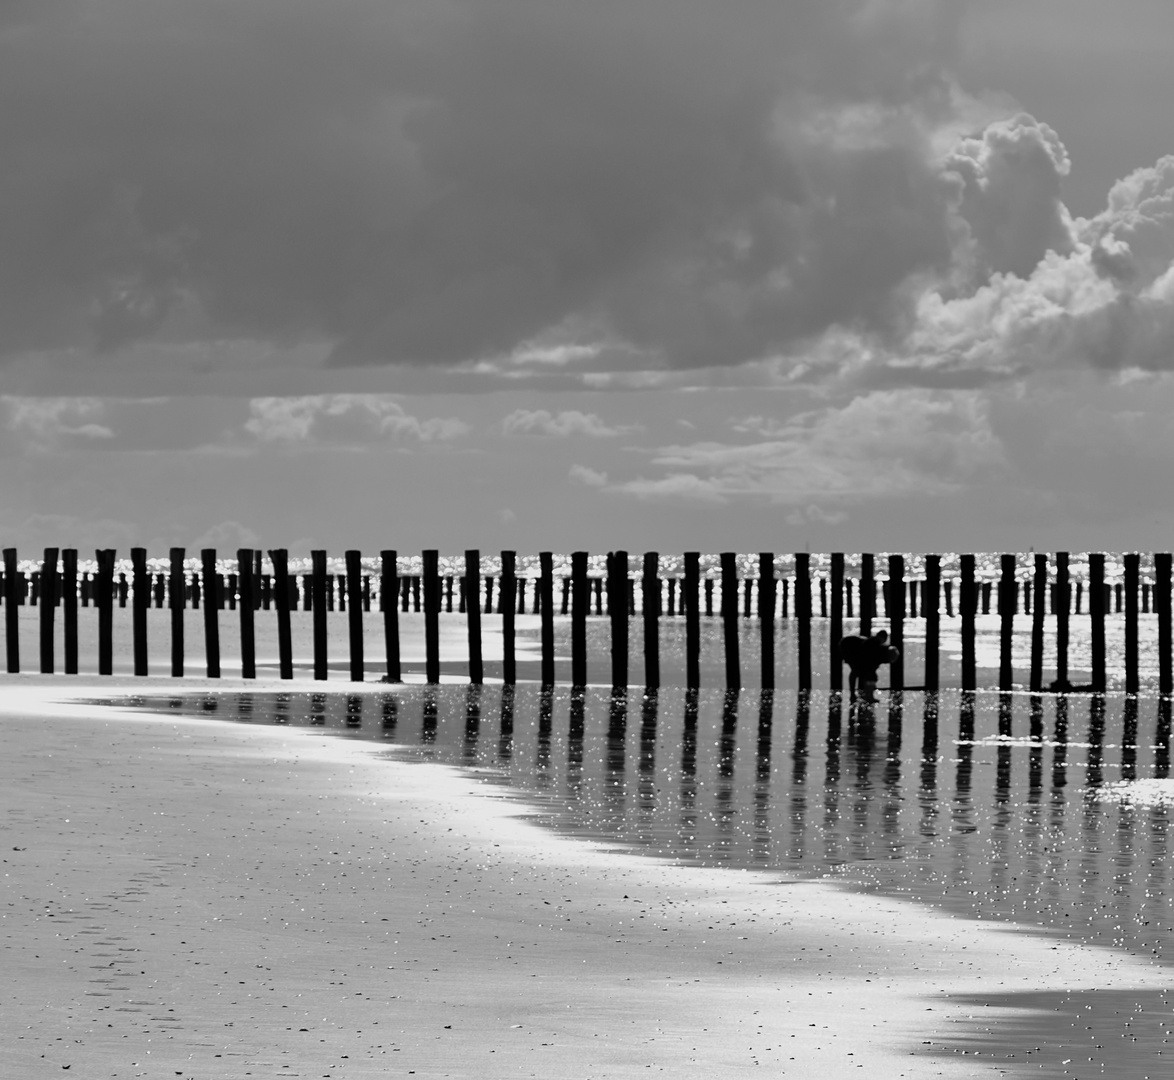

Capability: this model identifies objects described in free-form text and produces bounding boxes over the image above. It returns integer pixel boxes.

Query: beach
[3,675,1172,1078]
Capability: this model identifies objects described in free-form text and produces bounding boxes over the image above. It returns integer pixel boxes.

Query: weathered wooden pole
[380,551,401,683]
[40,547,58,674]
[131,547,149,677]
[720,552,740,691]
[759,553,775,691]
[465,549,483,685]
[684,552,700,690]
[888,554,905,690]
[1125,552,1140,695]
[860,553,874,636]
[236,548,256,679]
[3,548,18,673]
[62,548,78,675]
[201,548,220,678]
[500,551,516,686]
[1089,552,1107,693]
[346,550,365,682]
[999,554,1016,691]
[795,552,812,691]
[169,547,185,677]
[270,548,294,680]
[571,551,589,687]
[423,549,441,685]
[1055,551,1070,686]
[610,551,629,688]
[924,555,940,693]
[829,553,844,692]
[312,550,329,681]
[1156,552,1173,696]
[95,550,115,675]
[642,552,660,690]
[540,552,555,687]
[1029,554,1046,692]
[960,554,976,691]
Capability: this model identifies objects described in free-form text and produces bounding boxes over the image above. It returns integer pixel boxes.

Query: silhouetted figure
[841,630,899,703]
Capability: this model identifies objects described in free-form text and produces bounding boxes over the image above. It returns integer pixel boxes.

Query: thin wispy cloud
[245,395,469,445]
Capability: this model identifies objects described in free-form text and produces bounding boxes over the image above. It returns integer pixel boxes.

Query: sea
[8,550,1174,1074]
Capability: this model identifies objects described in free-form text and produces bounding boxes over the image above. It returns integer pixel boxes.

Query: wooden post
[3,549,17,673]
[1055,552,1070,687]
[465,549,483,685]
[312,550,328,681]
[500,551,516,686]
[720,552,740,691]
[1029,554,1047,692]
[131,547,148,677]
[960,554,976,691]
[704,578,714,617]
[642,553,659,691]
[610,551,629,688]
[423,549,440,685]
[254,551,263,610]
[684,552,700,690]
[860,554,874,636]
[540,552,555,687]
[40,547,58,674]
[999,554,1016,691]
[829,553,844,692]
[1156,552,1173,696]
[1089,553,1107,693]
[924,555,940,693]
[760,553,775,692]
[271,548,294,680]
[237,548,256,679]
[62,549,78,675]
[345,550,364,682]
[888,554,905,690]
[795,552,811,691]
[572,551,589,687]
[201,549,220,678]
[380,551,401,682]
[169,547,185,678]
[560,576,571,616]
[1125,552,1140,695]
[97,549,116,675]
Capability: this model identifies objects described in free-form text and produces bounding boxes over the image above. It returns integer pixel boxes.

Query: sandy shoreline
[3,675,1170,1078]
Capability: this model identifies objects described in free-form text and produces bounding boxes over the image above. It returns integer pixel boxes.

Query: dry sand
[2,674,1170,1079]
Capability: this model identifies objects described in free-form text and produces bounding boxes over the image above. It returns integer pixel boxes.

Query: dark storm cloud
[0,0,969,369]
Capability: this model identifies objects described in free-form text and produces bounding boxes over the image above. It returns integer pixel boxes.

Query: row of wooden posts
[3,547,1170,695]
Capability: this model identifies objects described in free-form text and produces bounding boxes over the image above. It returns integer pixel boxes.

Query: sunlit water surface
[96,684,1174,1076]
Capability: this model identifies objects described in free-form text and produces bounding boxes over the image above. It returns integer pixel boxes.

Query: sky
[4,0,1174,558]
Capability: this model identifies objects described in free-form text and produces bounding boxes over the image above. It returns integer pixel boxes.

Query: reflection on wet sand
[99,684,1174,1068]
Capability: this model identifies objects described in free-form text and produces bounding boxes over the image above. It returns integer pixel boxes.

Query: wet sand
[3,675,1171,1078]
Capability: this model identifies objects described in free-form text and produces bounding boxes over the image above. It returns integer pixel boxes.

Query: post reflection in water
[111,684,1174,971]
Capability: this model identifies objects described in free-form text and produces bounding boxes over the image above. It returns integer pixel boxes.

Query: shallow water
[97,684,1174,1076]
[109,685,1174,961]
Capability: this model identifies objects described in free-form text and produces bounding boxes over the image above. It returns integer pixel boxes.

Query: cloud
[568,464,608,487]
[2,396,115,449]
[190,520,261,552]
[245,394,469,444]
[0,0,977,373]
[503,409,622,438]
[616,389,1004,502]
[9,1,1174,394]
